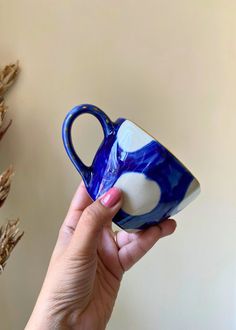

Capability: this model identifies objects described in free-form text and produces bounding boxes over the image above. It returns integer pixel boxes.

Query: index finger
[67,181,93,217]
[54,181,93,255]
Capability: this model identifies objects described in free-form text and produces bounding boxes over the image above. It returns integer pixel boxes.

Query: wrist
[25,301,67,330]
[25,308,108,330]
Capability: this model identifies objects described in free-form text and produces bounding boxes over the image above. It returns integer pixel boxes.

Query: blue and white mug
[62,104,200,231]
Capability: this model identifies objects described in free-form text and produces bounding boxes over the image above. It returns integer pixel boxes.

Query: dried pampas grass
[0,62,23,272]
[0,166,14,207]
[0,99,7,126]
[0,63,18,141]
[0,62,19,98]
[0,219,24,273]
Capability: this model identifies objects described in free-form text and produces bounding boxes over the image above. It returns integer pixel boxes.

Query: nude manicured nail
[100,187,121,208]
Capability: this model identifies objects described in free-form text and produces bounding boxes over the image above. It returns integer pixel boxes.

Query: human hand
[26,182,176,330]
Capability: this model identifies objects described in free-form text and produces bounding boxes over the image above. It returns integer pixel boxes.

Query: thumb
[68,187,122,256]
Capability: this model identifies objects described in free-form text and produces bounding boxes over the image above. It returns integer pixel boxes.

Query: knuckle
[80,201,110,233]
[82,204,106,230]
[84,205,100,221]
[60,224,75,236]
[124,246,136,265]
[136,240,149,255]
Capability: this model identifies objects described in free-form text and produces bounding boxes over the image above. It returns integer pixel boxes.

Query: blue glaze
[62,104,200,231]
[62,104,114,185]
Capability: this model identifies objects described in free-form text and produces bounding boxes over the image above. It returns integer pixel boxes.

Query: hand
[26,182,176,330]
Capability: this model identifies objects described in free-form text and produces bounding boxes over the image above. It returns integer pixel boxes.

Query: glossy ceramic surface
[62,104,200,230]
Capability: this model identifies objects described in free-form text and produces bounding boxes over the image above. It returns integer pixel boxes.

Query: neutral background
[0,1,235,329]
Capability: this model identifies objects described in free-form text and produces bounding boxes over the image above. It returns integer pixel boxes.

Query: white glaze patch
[174,178,200,214]
[117,120,154,152]
[114,172,161,215]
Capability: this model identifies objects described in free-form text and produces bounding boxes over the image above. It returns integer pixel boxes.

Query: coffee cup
[62,104,200,230]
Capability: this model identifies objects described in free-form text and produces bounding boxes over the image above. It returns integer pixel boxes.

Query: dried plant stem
[0,61,22,272]
[0,166,14,207]
[0,99,7,126]
[0,62,18,140]
[0,219,24,272]
[0,62,19,98]
[0,119,12,141]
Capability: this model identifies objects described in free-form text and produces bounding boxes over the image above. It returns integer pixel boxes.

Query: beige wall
[0,1,236,329]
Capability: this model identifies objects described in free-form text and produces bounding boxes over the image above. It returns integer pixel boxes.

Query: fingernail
[100,187,121,208]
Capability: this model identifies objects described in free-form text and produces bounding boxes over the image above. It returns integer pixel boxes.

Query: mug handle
[62,104,114,186]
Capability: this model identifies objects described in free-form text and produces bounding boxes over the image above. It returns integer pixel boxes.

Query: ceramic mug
[62,104,200,231]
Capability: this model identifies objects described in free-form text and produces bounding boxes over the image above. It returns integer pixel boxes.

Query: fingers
[67,181,93,220]
[158,218,177,237]
[118,219,176,271]
[54,182,92,256]
[115,230,139,249]
[116,219,176,249]
[68,187,122,257]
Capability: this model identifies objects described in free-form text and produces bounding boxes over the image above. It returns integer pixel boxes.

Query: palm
[79,222,171,328]
[59,184,176,328]
[86,223,164,312]
[75,226,121,329]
